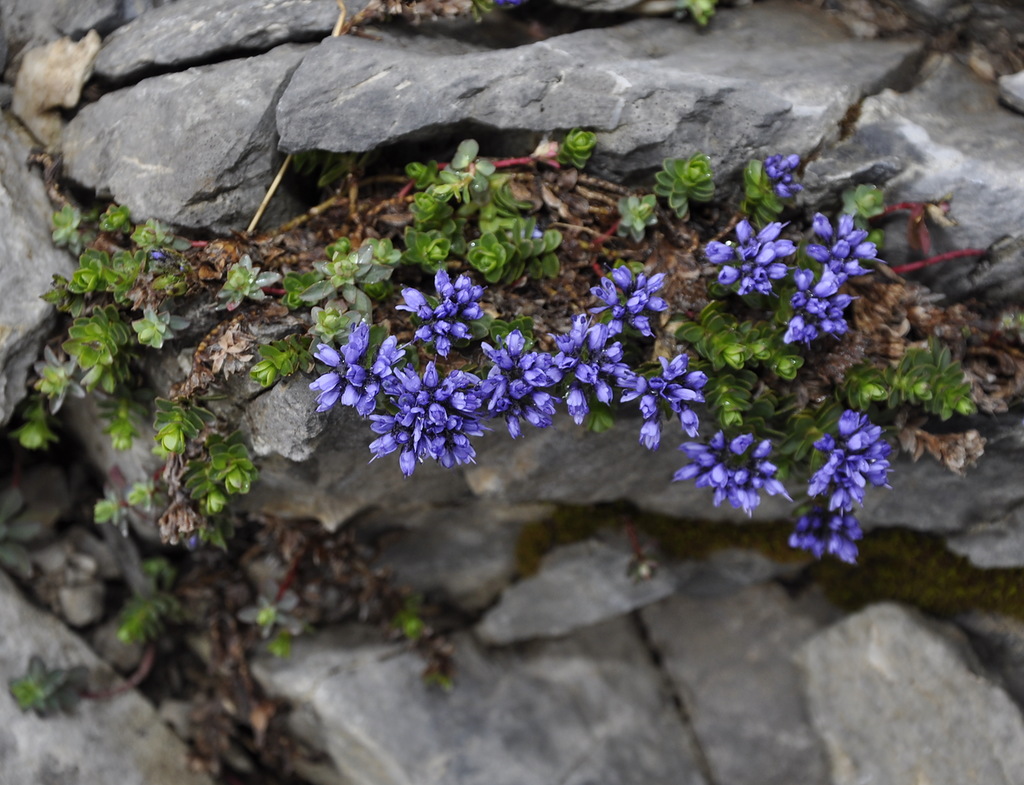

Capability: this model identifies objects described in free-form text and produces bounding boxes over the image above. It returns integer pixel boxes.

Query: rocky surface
[799,603,1024,784]
[0,116,74,426]
[255,619,710,785]
[1,1,1024,783]
[0,572,213,785]
[61,43,310,233]
[277,3,923,187]
[93,0,344,84]
[805,53,1024,296]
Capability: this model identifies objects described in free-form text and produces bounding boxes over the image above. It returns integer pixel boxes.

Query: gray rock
[798,603,1024,785]
[804,54,1024,298]
[0,116,74,427]
[891,0,971,26]
[369,501,553,612]
[475,537,677,645]
[276,1,922,185]
[90,617,145,672]
[57,581,106,627]
[670,548,805,597]
[0,0,161,78]
[956,611,1024,710]
[859,414,1024,566]
[93,0,345,84]
[999,69,1024,115]
[61,44,310,233]
[254,620,708,785]
[0,572,214,785]
[642,584,838,785]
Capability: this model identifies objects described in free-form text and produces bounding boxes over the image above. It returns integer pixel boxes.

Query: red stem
[261,286,286,296]
[189,240,209,248]
[891,248,985,275]
[623,517,644,560]
[80,642,156,700]
[274,549,306,604]
[875,201,926,219]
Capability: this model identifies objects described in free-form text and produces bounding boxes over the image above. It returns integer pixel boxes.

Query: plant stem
[891,248,985,275]
[79,642,156,700]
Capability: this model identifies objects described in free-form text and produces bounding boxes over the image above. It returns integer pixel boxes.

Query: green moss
[811,528,1024,620]
[515,503,1024,621]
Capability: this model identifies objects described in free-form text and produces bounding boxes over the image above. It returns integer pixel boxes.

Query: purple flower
[619,354,707,450]
[552,315,633,424]
[806,213,879,279]
[480,330,563,438]
[589,266,667,337]
[783,268,855,345]
[397,270,484,357]
[705,220,795,296]
[808,410,891,511]
[764,154,803,199]
[673,431,790,515]
[789,506,863,564]
[369,362,485,477]
[309,323,396,416]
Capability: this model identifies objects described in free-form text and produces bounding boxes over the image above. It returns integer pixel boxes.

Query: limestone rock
[642,584,838,785]
[999,69,1024,115]
[798,603,1024,785]
[475,537,677,644]
[0,571,214,785]
[93,0,347,84]
[276,1,922,185]
[368,501,553,612]
[0,117,73,427]
[61,44,310,233]
[254,620,708,785]
[804,55,1024,298]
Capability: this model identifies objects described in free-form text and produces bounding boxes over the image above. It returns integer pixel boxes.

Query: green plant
[153,398,215,455]
[117,558,183,644]
[184,432,259,515]
[302,240,401,318]
[740,159,786,227]
[557,128,597,169]
[9,394,59,450]
[130,219,190,251]
[99,394,146,451]
[616,194,658,242]
[9,656,87,716]
[237,579,304,656]
[51,205,93,254]
[98,204,133,233]
[250,335,313,387]
[676,0,717,25]
[653,153,715,218]
[33,346,85,414]
[62,306,134,393]
[218,254,282,311]
[132,307,190,349]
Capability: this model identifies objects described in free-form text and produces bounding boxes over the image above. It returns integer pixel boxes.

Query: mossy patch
[515,503,1024,621]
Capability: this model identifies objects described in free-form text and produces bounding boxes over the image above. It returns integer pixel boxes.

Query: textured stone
[94,0,347,83]
[254,620,708,785]
[475,537,677,644]
[0,117,74,427]
[369,501,553,612]
[799,603,1024,785]
[804,54,1024,299]
[61,44,310,233]
[276,1,922,185]
[0,572,214,785]
[999,69,1024,115]
[642,584,838,785]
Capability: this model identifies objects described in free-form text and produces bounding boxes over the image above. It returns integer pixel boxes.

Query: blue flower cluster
[789,409,892,562]
[397,269,484,357]
[311,266,696,476]
[673,432,790,515]
[705,220,795,296]
[784,214,878,345]
[764,154,803,199]
[590,267,667,336]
